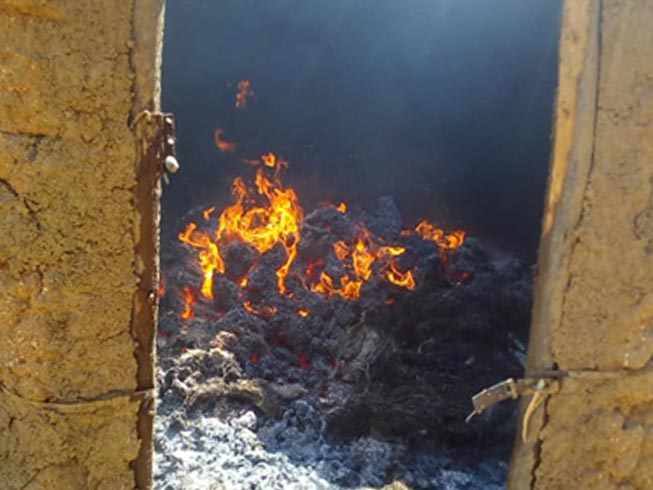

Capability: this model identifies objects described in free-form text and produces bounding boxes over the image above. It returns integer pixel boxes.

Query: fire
[384,260,416,290]
[179,138,468,319]
[352,233,375,281]
[214,128,237,154]
[261,152,276,167]
[235,80,254,109]
[309,227,415,300]
[178,222,225,299]
[319,201,348,213]
[220,154,302,294]
[179,153,303,297]
[158,270,166,297]
[310,272,363,300]
[181,286,195,319]
[203,206,216,220]
[243,301,277,318]
[414,220,466,250]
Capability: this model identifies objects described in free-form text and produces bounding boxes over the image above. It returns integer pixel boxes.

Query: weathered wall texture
[510,0,653,488]
[0,1,163,488]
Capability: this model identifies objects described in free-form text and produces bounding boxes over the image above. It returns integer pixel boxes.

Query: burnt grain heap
[155,163,531,488]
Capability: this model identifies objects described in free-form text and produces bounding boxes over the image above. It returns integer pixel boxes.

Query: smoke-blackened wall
[162,0,561,260]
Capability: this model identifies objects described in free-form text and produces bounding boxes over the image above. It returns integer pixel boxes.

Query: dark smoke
[161,0,562,261]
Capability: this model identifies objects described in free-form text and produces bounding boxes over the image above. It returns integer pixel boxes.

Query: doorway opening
[155,1,562,488]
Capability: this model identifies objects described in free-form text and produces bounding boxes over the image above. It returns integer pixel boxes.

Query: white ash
[154,396,506,490]
[155,198,530,489]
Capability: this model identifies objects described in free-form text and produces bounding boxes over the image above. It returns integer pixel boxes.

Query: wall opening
[155,1,562,488]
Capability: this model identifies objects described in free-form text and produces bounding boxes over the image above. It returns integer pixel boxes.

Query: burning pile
[176,151,465,319]
[155,80,532,489]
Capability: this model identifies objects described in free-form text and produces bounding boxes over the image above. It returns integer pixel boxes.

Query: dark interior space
[156,1,563,488]
[162,0,561,261]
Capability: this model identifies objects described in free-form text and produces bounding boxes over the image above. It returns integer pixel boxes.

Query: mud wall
[0,1,164,489]
[510,0,653,488]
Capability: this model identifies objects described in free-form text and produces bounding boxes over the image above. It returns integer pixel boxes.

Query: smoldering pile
[155,194,531,490]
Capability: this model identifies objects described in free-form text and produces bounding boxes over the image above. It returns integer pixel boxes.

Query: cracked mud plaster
[551,0,653,371]
[0,1,147,488]
[0,391,141,490]
[533,372,653,490]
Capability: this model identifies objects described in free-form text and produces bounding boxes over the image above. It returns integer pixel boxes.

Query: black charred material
[326,243,530,458]
[158,198,532,463]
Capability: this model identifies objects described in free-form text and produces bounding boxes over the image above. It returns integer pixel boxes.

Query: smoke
[162,0,562,261]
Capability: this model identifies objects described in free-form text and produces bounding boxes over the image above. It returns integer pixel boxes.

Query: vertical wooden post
[510,0,653,488]
[132,111,175,489]
[0,1,164,488]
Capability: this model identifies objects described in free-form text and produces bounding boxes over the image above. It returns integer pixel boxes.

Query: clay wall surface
[0,1,163,488]
[510,1,653,488]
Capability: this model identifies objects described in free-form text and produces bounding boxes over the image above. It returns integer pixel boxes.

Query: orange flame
[203,206,216,220]
[178,222,225,299]
[214,128,237,154]
[319,201,348,213]
[307,227,416,299]
[311,272,364,300]
[235,80,254,109]
[261,152,276,167]
[415,220,466,250]
[158,270,166,297]
[181,286,195,319]
[298,309,310,317]
[180,153,302,297]
[180,147,468,305]
[220,155,302,294]
[243,301,277,318]
[384,260,416,290]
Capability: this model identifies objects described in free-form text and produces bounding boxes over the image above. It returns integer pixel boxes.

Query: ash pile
[154,193,531,490]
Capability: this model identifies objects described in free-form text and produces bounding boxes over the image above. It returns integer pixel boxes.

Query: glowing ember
[327,357,337,370]
[298,353,311,370]
[181,286,195,319]
[158,271,166,297]
[298,309,310,317]
[214,128,237,154]
[235,79,254,109]
[306,259,325,280]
